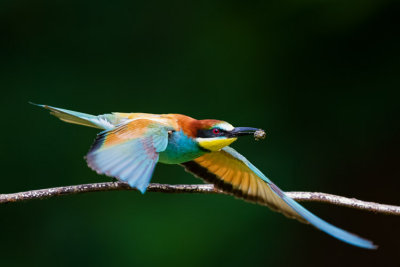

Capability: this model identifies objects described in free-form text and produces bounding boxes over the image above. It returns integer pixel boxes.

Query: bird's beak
[229,127,260,137]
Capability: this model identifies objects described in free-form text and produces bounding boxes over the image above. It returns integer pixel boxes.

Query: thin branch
[1,182,399,216]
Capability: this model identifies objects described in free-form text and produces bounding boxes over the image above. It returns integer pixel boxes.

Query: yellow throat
[196,137,238,152]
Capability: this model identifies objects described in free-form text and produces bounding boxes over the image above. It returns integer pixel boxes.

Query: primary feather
[86,119,171,193]
[181,147,377,249]
[30,103,121,129]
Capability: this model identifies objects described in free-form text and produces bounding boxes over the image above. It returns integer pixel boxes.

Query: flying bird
[33,103,376,249]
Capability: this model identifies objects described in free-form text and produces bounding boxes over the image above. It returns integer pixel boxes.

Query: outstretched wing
[181,146,376,249]
[31,103,124,130]
[86,119,172,193]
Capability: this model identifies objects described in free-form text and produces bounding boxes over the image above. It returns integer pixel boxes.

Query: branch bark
[1,182,399,215]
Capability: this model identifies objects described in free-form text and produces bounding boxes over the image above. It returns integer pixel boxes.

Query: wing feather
[32,103,123,129]
[86,118,171,193]
[181,146,376,249]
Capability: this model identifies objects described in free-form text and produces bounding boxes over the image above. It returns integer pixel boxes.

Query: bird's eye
[212,128,220,134]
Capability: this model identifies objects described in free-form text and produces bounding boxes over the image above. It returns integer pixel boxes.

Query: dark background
[1,1,399,266]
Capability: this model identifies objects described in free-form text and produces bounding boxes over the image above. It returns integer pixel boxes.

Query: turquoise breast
[158,130,206,164]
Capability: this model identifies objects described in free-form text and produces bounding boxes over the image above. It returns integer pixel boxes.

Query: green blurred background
[1,0,399,266]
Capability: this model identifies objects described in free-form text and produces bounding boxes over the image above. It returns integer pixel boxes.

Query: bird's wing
[181,146,376,249]
[86,118,172,193]
[31,103,125,130]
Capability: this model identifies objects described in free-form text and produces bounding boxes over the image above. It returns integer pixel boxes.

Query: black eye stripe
[197,128,227,138]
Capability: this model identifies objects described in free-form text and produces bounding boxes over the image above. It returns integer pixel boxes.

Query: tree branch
[1,182,399,215]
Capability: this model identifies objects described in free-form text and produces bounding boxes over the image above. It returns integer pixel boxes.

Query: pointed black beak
[229,127,261,137]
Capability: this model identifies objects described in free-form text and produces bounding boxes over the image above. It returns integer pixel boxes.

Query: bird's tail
[30,103,118,130]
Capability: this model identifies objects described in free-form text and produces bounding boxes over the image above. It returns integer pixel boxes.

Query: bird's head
[193,120,261,152]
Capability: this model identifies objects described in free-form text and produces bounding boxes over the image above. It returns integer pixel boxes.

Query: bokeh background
[1,1,399,266]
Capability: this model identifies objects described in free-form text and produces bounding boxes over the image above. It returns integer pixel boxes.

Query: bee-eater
[33,103,376,249]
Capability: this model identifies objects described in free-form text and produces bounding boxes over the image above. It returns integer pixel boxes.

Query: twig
[284,191,400,215]
[0,182,399,215]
